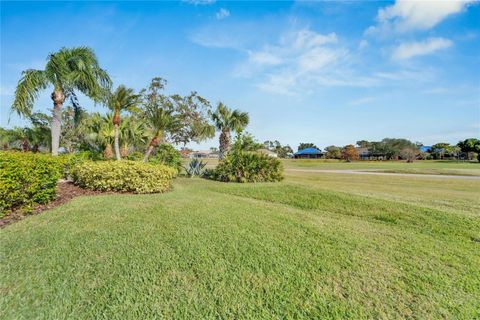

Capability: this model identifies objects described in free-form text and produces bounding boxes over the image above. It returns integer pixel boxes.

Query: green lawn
[1,171,480,319]
[281,159,480,176]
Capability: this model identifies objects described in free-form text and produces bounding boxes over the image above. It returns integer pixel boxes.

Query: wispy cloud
[392,37,453,60]
[182,0,216,5]
[348,96,377,106]
[366,0,478,34]
[216,8,230,20]
[0,85,15,97]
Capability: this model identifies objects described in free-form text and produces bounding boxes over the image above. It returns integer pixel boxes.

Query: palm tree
[142,106,180,162]
[119,116,148,157]
[107,85,140,160]
[211,102,249,159]
[11,47,111,155]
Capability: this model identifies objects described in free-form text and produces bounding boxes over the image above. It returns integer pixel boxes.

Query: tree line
[3,47,250,161]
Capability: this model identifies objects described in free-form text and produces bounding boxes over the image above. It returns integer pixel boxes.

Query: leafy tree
[297,143,318,151]
[11,47,111,155]
[141,77,215,162]
[458,138,480,162]
[325,145,341,159]
[263,140,292,158]
[341,144,359,162]
[400,147,418,163]
[107,85,141,160]
[211,102,249,159]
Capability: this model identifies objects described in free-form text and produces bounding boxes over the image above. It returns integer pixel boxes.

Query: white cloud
[182,0,216,5]
[358,39,369,49]
[368,0,477,33]
[216,8,230,20]
[392,37,453,60]
[248,50,283,66]
[348,96,377,106]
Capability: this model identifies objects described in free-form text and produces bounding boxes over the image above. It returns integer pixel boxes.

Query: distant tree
[264,140,293,158]
[457,138,480,162]
[11,47,111,155]
[341,144,359,162]
[298,143,318,151]
[211,102,249,159]
[324,145,341,159]
[356,140,370,148]
[431,142,451,160]
[400,147,418,163]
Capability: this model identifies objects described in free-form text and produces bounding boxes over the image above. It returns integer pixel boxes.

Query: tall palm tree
[143,106,180,162]
[11,47,111,155]
[211,102,249,159]
[107,85,140,160]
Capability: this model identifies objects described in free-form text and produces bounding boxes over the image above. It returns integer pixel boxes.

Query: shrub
[71,160,176,193]
[0,152,63,215]
[150,144,182,172]
[204,151,283,183]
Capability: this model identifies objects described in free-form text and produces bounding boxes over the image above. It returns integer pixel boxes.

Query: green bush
[150,144,182,172]
[0,152,64,215]
[204,151,283,183]
[71,160,176,193]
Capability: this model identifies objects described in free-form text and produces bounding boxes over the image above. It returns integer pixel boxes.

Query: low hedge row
[204,151,284,183]
[71,160,176,193]
[0,152,64,215]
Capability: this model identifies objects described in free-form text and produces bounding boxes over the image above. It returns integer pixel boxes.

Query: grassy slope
[1,174,480,319]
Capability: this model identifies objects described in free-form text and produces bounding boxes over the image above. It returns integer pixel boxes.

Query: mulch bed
[0,181,109,228]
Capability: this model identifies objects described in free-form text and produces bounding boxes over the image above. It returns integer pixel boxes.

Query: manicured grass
[1,172,480,319]
[281,159,480,176]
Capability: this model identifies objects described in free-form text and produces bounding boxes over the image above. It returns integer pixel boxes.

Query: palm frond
[12,69,48,117]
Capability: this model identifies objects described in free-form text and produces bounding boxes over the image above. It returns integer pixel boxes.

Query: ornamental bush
[204,151,283,183]
[71,160,176,193]
[0,152,64,215]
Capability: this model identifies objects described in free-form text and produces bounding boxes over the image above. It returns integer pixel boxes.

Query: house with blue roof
[294,148,324,159]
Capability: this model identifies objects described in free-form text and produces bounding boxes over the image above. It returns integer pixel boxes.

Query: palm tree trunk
[104,143,114,159]
[114,123,121,160]
[219,129,231,160]
[143,133,161,163]
[51,90,65,156]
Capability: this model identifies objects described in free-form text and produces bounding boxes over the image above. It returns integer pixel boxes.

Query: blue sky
[1,0,479,150]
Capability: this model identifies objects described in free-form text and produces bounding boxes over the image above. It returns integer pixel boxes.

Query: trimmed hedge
[71,160,176,193]
[0,152,64,215]
[204,151,284,183]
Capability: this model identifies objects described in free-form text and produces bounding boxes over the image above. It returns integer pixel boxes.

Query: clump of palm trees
[8,47,250,162]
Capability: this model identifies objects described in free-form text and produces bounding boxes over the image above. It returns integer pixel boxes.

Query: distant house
[257,148,278,158]
[355,147,370,160]
[294,148,323,159]
[180,149,192,158]
[190,150,219,159]
[420,146,432,153]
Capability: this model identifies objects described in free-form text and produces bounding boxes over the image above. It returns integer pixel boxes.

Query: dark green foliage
[205,134,284,183]
[204,151,283,182]
[71,160,176,193]
[150,144,182,172]
[0,152,63,215]
[184,158,207,177]
[297,142,318,151]
[457,138,480,162]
